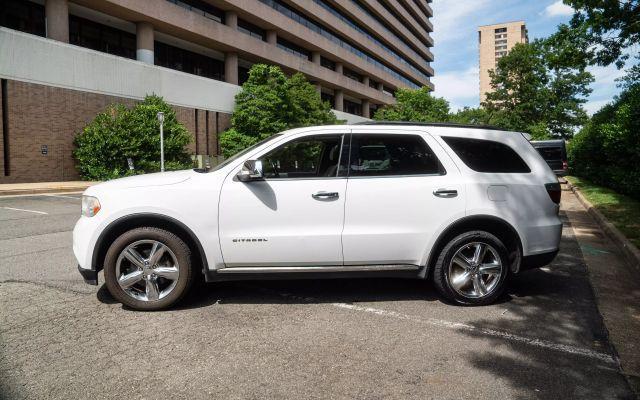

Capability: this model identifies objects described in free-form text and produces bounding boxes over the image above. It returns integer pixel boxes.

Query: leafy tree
[448,107,491,125]
[74,95,192,180]
[483,41,593,139]
[562,0,639,68]
[373,87,450,122]
[220,64,337,157]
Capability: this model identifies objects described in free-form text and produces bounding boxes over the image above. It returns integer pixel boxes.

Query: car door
[218,130,349,267]
[341,129,466,266]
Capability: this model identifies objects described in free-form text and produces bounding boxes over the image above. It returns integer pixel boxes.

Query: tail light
[562,160,568,170]
[545,182,561,204]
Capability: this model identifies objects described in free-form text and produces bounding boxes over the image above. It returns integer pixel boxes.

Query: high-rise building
[0,0,434,183]
[478,21,528,103]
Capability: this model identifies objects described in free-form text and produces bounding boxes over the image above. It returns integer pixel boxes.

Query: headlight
[81,196,101,217]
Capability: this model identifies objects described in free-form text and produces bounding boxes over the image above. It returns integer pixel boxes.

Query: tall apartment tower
[478,21,528,103]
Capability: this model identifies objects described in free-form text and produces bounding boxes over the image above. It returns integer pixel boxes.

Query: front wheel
[104,227,193,311]
[433,231,508,306]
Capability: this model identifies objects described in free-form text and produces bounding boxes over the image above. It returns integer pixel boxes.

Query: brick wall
[0,80,231,183]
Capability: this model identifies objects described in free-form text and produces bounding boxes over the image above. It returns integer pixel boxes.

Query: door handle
[312,191,339,200]
[433,189,458,198]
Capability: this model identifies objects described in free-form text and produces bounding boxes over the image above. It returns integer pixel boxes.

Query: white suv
[73,122,562,310]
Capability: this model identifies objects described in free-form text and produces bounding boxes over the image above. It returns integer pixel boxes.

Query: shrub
[569,84,640,199]
[74,95,192,180]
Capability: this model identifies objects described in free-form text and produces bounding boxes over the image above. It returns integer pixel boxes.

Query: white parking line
[2,207,49,215]
[44,194,81,200]
[251,286,618,366]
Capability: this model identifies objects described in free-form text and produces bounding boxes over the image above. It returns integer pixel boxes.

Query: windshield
[206,134,283,172]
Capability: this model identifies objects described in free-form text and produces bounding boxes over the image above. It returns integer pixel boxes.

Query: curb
[566,181,640,272]
[0,185,94,197]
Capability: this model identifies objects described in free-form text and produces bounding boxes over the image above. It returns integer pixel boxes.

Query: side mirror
[237,160,264,182]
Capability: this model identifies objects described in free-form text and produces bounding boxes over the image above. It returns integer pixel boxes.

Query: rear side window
[349,134,444,176]
[443,137,530,173]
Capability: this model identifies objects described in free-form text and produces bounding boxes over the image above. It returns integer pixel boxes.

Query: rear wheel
[433,231,508,306]
[104,227,193,311]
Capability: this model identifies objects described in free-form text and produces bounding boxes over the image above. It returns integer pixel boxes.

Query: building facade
[478,21,527,103]
[0,0,434,183]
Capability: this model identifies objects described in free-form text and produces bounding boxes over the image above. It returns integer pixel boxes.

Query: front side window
[349,134,443,177]
[259,135,343,179]
[443,136,531,173]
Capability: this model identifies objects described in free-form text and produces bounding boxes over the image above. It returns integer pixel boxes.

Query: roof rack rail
[353,121,503,130]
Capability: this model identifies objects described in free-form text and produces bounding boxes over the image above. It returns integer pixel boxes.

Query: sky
[429,0,627,114]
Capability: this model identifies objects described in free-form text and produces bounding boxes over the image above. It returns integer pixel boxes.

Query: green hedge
[568,85,640,199]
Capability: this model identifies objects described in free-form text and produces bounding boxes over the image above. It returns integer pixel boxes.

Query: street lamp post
[157,112,165,172]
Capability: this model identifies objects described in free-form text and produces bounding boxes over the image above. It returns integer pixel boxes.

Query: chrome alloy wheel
[447,242,503,299]
[115,240,180,302]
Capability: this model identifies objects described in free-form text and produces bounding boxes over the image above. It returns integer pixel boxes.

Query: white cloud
[431,0,490,45]
[584,99,612,115]
[543,1,574,17]
[432,66,480,111]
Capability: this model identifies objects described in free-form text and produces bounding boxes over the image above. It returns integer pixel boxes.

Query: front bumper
[78,264,98,285]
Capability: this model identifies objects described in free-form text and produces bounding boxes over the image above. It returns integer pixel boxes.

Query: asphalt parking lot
[0,191,637,399]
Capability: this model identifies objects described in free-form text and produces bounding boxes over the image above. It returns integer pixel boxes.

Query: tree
[483,41,593,139]
[373,87,450,122]
[562,0,639,68]
[219,64,337,157]
[74,95,192,180]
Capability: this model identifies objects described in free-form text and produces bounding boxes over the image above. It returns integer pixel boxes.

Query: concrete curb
[0,184,95,197]
[566,181,640,272]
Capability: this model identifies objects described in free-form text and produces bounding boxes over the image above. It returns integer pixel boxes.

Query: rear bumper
[78,265,98,286]
[520,250,559,270]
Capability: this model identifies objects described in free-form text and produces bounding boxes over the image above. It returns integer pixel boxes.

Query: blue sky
[430,0,627,114]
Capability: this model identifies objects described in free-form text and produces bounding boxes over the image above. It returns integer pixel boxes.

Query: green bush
[74,95,192,180]
[220,64,337,158]
[569,84,640,199]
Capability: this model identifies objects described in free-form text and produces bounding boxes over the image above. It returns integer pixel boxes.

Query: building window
[166,0,225,23]
[495,39,507,45]
[237,18,265,41]
[0,0,45,37]
[239,65,250,85]
[258,0,422,88]
[69,15,136,59]
[277,37,311,60]
[321,92,334,106]
[369,79,379,89]
[494,27,507,33]
[495,45,507,50]
[320,56,336,71]
[343,67,363,83]
[343,99,362,116]
[155,41,224,81]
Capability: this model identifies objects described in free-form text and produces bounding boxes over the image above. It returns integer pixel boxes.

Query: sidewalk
[0,181,98,196]
[562,183,640,395]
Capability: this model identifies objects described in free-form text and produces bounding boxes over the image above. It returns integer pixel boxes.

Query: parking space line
[44,194,81,200]
[2,207,48,215]
[250,286,618,366]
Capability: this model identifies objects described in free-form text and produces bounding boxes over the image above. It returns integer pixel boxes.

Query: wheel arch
[91,213,209,275]
[424,215,523,277]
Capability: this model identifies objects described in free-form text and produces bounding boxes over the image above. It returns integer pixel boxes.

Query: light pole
[157,112,165,172]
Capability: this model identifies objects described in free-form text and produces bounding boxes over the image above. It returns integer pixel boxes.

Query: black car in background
[530,140,568,176]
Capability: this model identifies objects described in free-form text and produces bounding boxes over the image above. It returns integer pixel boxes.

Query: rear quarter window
[442,137,531,173]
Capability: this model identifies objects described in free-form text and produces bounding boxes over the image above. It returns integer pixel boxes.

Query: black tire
[433,231,508,306]
[104,227,193,311]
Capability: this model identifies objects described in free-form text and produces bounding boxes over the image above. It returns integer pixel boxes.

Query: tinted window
[349,134,443,176]
[535,147,563,161]
[443,137,530,173]
[259,135,343,179]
